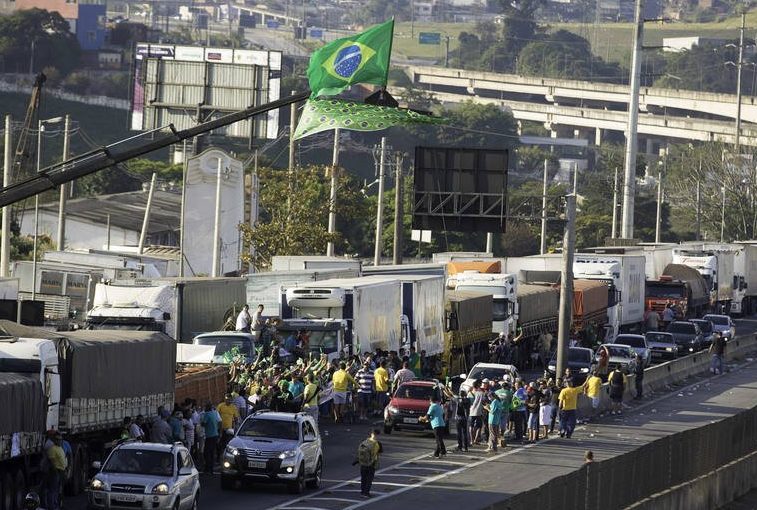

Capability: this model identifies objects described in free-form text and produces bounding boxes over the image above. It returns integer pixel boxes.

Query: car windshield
[195,336,252,357]
[277,329,339,354]
[551,349,591,363]
[605,345,632,358]
[395,384,439,400]
[646,333,674,344]
[238,419,299,440]
[705,316,729,326]
[615,336,645,348]
[102,450,174,476]
[692,321,712,333]
[646,283,684,299]
[667,323,695,334]
[468,367,514,382]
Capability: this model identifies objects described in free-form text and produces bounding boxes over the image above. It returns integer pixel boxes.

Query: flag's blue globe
[333,44,362,78]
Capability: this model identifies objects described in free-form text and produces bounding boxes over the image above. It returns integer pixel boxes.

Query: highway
[66,317,757,510]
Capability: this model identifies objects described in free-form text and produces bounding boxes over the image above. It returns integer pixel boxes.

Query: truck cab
[673,253,717,305]
[451,272,517,335]
[0,337,60,431]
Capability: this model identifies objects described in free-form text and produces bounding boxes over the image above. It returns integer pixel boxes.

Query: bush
[61,71,91,94]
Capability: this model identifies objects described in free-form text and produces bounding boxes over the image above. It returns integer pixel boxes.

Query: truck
[246,268,361,317]
[445,260,501,288]
[270,255,363,273]
[0,324,175,506]
[572,279,609,333]
[731,242,757,315]
[442,290,493,377]
[516,283,560,338]
[673,247,736,313]
[279,277,402,358]
[380,274,445,355]
[85,277,246,342]
[646,263,709,318]
[451,271,517,335]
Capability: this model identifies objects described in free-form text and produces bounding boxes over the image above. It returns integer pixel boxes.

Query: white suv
[87,442,200,510]
[221,411,323,494]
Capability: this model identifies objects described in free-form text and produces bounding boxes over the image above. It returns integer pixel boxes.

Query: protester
[374,360,390,413]
[356,361,375,421]
[355,429,382,498]
[200,403,221,474]
[526,382,541,443]
[423,395,447,457]
[710,331,727,375]
[608,365,626,415]
[454,389,471,452]
[44,433,67,510]
[332,361,356,423]
[469,380,485,445]
[485,392,503,453]
[583,371,603,420]
[558,379,583,438]
[634,354,645,400]
[235,304,252,333]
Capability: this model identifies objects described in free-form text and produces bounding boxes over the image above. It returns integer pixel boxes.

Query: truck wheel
[67,445,87,496]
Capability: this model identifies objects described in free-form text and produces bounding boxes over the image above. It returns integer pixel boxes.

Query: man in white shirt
[392,361,415,391]
[252,304,264,331]
[235,305,251,332]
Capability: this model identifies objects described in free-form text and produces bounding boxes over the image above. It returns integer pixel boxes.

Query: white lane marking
[389,466,446,471]
[412,459,469,466]
[308,497,361,503]
[273,347,757,510]
[373,473,426,478]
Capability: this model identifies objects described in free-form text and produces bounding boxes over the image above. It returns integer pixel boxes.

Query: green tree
[240,165,370,270]
[654,42,751,94]
[0,9,80,74]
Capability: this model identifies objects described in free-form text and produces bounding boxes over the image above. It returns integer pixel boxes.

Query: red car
[383,380,451,435]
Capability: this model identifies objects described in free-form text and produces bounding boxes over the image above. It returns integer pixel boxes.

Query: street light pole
[31,119,42,301]
[735,12,745,153]
[721,185,727,242]
[56,114,70,251]
[374,137,386,267]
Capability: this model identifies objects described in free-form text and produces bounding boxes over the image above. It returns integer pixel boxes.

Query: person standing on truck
[252,304,265,331]
[44,433,67,510]
[235,304,252,333]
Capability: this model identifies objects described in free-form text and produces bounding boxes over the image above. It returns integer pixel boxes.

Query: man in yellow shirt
[45,434,67,510]
[217,394,240,454]
[332,361,355,423]
[374,360,390,411]
[302,373,320,423]
[583,371,603,420]
[558,380,583,438]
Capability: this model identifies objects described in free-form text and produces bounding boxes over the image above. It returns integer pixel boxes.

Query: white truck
[270,256,363,273]
[279,277,402,358]
[451,272,517,335]
[673,247,736,313]
[732,242,757,315]
[85,277,246,342]
[0,326,175,506]
[246,267,361,317]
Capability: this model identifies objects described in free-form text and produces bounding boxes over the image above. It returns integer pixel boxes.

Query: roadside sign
[411,230,432,243]
[419,32,441,45]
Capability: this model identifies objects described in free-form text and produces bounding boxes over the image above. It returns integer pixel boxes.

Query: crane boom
[0,90,309,209]
[12,73,46,177]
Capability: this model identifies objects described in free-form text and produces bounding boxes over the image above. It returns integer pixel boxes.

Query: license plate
[113,494,138,503]
[248,460,267,469]
[403,417,419,424]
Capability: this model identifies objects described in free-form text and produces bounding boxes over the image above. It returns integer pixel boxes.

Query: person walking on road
[558,379,583,439]
[608,365,626,415]
[583,371,603,420]
[485,392,503,453]
[455,389,471,452]
[710,332,727,375]
[355,429,382,498]
[423,395,447,457]
[634,354,645,400]
[332,361,356,423]
[469,380,485,445]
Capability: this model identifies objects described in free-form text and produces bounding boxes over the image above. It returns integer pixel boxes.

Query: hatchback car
[87,442,200,510]
[459,362,519,394]
[222,411,323,494]
[645,331,679,360]
[613,334,652,368]
[595,344,638,374]
[702,314,736,340]
[545,347,594,384]
[384,379,451,435]
[666,321,705,353]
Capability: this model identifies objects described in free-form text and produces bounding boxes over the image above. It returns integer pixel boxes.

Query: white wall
[20,210,138,250]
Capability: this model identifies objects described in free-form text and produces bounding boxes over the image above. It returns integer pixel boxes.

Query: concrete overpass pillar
[595,128,603,147]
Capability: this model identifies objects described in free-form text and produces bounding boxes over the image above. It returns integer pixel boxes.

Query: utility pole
[374,137,387,266]
[621,0,645,239]
[32,119,42,301]
[721,185,727,243]
[572,161,578,195]
[179,139,188,277]
[288,90,298,189]
[393,152,404,265]
[1,115,11,277]
[212,157,223,277]
[735,12,745,153]
[138,173,157,255]
[444,36,450,68]
[611,167,619,239]
[540,159,548,254]
[696,179,702,241]
[326,128,340,257]
[556,193,576,383]
[249,150,259,268]
[655,169,663,243]
[56,114,70,251]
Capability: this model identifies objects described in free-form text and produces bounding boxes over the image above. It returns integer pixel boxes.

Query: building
[662,36,727,52]
[12,0,107,51]
[19,189,180,252]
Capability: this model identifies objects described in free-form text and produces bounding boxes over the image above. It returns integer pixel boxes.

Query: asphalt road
[67,317,757,510]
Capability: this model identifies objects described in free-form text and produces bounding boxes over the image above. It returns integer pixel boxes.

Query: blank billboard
[412,147,508,233]
[131,43,281,139]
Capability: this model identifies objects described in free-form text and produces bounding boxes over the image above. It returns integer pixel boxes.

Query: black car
[666,321,705,353]
[645,331,679,360]
[545,347,595,384]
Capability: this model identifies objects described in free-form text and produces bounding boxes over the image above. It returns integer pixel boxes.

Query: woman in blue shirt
[425,395,447,457]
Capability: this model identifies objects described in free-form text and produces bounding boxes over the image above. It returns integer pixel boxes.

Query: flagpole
[383,18,395,87]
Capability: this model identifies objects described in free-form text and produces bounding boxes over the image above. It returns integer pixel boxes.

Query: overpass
[401,65,757,148]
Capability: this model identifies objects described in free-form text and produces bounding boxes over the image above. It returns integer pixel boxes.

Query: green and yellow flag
[307,20,394,98]
[293,98,446,140]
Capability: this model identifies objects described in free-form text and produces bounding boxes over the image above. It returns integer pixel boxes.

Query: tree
[654,42,752,94]
[0,9,80,74]
[240,165,370,270]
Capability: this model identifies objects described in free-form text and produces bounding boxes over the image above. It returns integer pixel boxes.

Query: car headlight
[225,446,239,457]
[665,347,673,352]
[547,365,556,372]
[580,367,589,373]
[278,450,297,460]
[152,483,170,495]
[90,478,107,491]
[386,405,399,414]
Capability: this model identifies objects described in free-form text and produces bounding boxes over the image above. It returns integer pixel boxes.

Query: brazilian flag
[307,19,394,98]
